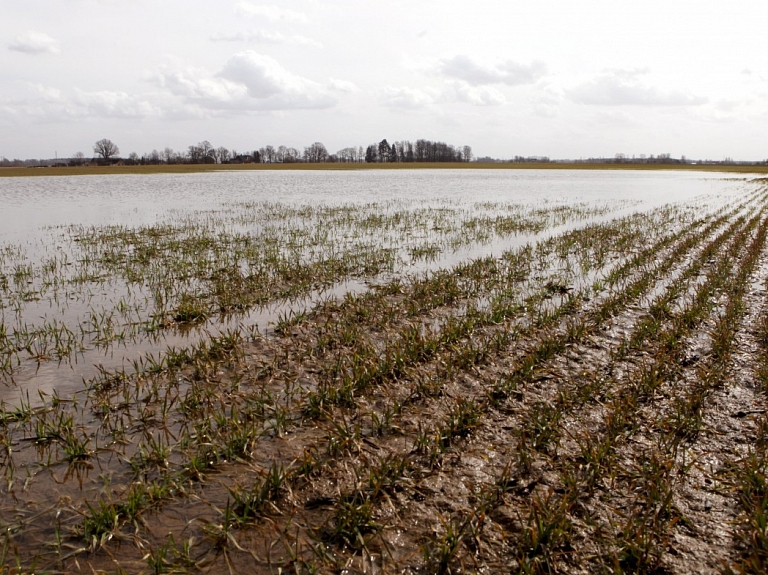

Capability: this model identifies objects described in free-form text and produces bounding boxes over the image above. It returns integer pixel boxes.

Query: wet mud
[0,178,766,573]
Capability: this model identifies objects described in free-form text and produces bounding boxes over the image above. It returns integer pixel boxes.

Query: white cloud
[739,68,767,84]
[532,84,564,118]
[7,31,60,55]
[451,82,506,106]
[715,99,739,112]
[74,90,161,119]
[686,98,754,124]
[0,83,162,121]
[211,32,247,42]
[440,55,546,86]
[34,84,64,103]
[210,30,322,47]
[218,51,335,109]
[153,67,247,106]
[570,69,707,107]
[235,2,308,23]
[328,78,359,93]
[690,109,738,124]
[153,51,336,111]
[380,86,436,109]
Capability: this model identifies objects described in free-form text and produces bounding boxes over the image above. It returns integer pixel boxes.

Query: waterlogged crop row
[0,185,762,573]
[0,198,621,388]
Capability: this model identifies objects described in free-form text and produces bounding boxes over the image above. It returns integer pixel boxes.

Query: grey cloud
[570,70,707,107]
[441,55,546,86]
[8,32,60,55]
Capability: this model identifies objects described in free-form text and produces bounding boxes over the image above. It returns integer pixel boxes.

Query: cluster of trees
[558,153,695,165]
[611,153,683,165]
[84,139,335,165]
[510,155,551,163]
[124,141,238,166]
[364,139,472,163]
[170,138,471,165]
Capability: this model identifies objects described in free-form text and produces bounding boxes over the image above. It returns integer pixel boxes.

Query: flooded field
[0,169,766,573]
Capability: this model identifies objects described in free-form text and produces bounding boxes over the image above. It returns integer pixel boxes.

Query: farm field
[0,170,767,573]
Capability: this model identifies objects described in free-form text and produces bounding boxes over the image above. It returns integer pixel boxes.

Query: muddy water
[0,169,754,406]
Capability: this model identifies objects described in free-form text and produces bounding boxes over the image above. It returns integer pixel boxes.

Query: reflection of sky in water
[0,169,751,244]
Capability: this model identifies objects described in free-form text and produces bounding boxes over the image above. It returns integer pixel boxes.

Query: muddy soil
[0,185,767,574]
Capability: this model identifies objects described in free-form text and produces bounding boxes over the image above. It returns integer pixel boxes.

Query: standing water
[0,169,752,403]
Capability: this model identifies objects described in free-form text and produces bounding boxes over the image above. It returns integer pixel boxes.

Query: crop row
[0,188,761,573]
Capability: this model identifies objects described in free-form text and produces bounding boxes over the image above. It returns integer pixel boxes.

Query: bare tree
[336,147,361,163]
[303,142,328,163]
[162,147,175,164]
[378,139,390,163]
[187,144,202,163]
[216,146,231,164]
[198,140,214,163]
[93,138,120,160]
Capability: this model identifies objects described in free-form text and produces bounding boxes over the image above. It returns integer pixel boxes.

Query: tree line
[5,138,768,168]
[0,137,474,167]
[364,139,472,163]
[115,137,472,165]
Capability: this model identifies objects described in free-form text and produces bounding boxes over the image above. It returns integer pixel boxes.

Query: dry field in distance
[2,161,768,179]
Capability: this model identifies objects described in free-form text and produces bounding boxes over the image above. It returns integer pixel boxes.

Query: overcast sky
[2,0,767,160]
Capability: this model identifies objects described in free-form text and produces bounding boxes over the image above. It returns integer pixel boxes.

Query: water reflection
[0,170,754,406]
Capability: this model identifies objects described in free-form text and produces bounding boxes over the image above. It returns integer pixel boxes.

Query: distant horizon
[2,149,766,166]
[2,138,767,166]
